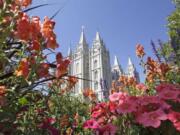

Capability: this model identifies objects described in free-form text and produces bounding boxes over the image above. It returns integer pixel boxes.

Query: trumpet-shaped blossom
[168,111,180,132]
[156,83,179,93]
[16,13,31,41]
[83,119,99,129]
[158,89,179,101]
[117,99,137,114]
[98,123,117,135]
[136,109,167,128]
[15,58,29,78]
[109,92,121,102]
[37,63,49,78]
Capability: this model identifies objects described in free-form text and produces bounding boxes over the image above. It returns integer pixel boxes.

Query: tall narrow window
[94,70,98,80]
[94,60,97,68]
[75,82,79,93]
[76,62,79,73]
[94,81,98,90]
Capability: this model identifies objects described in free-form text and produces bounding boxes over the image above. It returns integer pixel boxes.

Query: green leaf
[18,97,28,105]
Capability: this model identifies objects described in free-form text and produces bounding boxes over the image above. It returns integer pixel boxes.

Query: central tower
[89,32,111,100]
[72,27,89,94]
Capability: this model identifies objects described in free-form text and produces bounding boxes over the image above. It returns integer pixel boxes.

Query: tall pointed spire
[128,57,133,66]
[95,31,101,42]
[114,56,119,66]
[68,46,72,56]
[79,26,86,44]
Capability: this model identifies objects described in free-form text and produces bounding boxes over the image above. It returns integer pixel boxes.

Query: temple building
[68,28,140,100]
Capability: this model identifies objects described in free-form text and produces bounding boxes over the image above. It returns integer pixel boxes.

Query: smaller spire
[128,57,133,66]
[79,25,86,44]
[68,46,72,56]
[95,31,101,42]
[114,56,119,66]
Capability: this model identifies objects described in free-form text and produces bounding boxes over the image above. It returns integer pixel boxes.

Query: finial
[114,55,119,66]
[79,26,86,44]
[81,25,85,32]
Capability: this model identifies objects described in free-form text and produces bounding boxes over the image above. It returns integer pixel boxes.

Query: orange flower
[37,63,49,78]
[68,76,78,88]
[42,17,58,49]
[0,86,6,96]
[118,75,128,86]
[128,77,137,86]
[83,88,97,100]
[158,63,170,75]
[30,16,41,40]
[15,13,31,41]
[30,40,40,51]
[146,72,156,83]
[42,17,55,38]
[60,115,69,128]
[15,0,32,7]
[15,58,29,78]
[46,36,59,50]
[136,44,145,57]
[146,57,158,72]
[56,59,70,78]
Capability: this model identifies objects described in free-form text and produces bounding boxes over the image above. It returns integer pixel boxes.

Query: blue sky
[30,0,175,82]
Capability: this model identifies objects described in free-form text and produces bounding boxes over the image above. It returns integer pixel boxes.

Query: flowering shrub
[0,0,179,135]
[0,1,91,134]
[83,2,180,133]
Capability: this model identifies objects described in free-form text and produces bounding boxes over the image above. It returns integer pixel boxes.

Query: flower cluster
[84,83,180,134]
[136,44,145,57]
[146,57,171,82]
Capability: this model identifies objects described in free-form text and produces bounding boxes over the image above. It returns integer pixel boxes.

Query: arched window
[94,70,98,80]
[76,62,79,73]
[75,82,79,93]
[94,60,97,68]
[94,81,98,90]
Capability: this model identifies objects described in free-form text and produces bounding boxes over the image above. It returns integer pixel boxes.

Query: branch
[0,72,14,80]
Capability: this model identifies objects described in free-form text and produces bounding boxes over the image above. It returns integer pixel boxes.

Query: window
[75,82,79,93]
[76,62,79,73]
[94,60,97,68]
[94,70,98,80]
[94,81,98,90]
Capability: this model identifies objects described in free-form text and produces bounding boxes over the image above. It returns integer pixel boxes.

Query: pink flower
[137,96,170,113]
[109,92,121,102]
[83,119,99,129]
[158,89,179,101]
[136,109,167,128]
[91,109,104,118]
[98,123,117,135]
[168,111,180,123]
[117,98,137,114]
[174,122,180,132]
[139,96,159,106]
[91,102,107,118]
[136,83,148,91]
[156,83,179,93]
[168,111,180,132]
[108,101,117,113]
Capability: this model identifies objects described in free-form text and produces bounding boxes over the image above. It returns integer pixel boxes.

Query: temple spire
[114,55,120,66]
[79,26,86,44]
[68,45,72,56]
[128,57,133,66]
[95,31,101,42]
